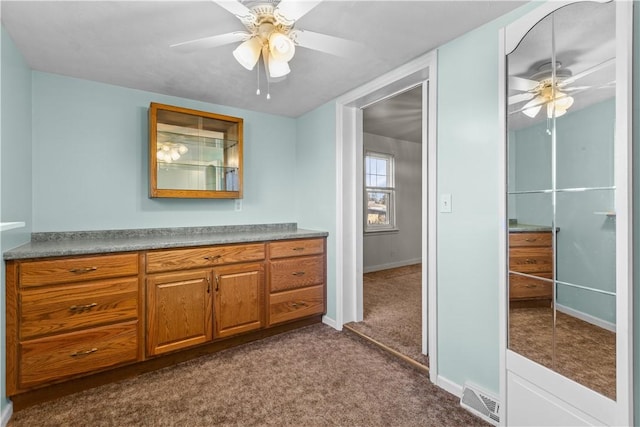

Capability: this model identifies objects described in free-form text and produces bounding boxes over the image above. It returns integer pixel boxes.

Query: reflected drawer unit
[508,231,553,304]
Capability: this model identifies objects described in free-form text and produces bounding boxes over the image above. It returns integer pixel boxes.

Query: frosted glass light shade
[269,32,295,62]
[233,37,263,70]
[268,53,291,78]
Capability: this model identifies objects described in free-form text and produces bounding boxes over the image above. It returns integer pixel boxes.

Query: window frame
[364,151,397,233]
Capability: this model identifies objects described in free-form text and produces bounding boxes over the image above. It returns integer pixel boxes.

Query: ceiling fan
[508,58,614,119]
[171,0,361,93]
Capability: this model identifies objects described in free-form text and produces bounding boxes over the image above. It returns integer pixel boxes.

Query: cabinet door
[147,270,212,356]
[213,263,264,339]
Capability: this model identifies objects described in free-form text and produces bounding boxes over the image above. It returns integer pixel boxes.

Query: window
[365,152,396,232]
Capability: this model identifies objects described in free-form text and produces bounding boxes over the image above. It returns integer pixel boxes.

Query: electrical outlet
[234,199,242,211]
[440,194,452,213]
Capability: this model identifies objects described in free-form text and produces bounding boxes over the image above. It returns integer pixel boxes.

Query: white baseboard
[322,315,340,331]
[1,402,13,427]
[555,303,616,332]
[436,375,463,397]
[363,258,421,273]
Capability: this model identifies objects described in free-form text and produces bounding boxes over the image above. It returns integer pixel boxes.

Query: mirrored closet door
[502,1,632,425]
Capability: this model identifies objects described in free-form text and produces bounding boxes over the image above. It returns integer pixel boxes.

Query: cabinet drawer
[19,321,138,389]
[269,239,324,259]
[19,253,139,288]
[510,273,553,300]
[270,255,324,292]
[20,278,138,340]
[146,243,265,273]
[509,247,553,273]
[268,285,324,326]
[509,232,552,248]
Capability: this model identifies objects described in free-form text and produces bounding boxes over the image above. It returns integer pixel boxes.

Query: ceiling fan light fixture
[268,31,295,62]
[232,36,263,70]
[522,96,543,118]
[267,54,291,78]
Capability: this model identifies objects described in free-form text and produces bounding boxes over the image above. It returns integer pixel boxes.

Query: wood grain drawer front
[510,273,553,300]
[269,239,324,259]
[509,247,553,274]
[19,320,138,389]
[270,255,324,292]
[20,278,138,340]
[19,253,139,288]
[269,285,324,326]
[509,232,552,248]
[146,243,265,273]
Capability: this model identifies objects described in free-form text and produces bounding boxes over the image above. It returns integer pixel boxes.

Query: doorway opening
[344,86,426,367]
[334,51,437,381]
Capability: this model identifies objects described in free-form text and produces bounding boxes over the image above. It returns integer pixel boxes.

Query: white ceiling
[1,0,524,129]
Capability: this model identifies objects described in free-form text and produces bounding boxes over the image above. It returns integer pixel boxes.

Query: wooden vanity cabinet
[267,238,326,326]
[6,253,142,395]
[145,243,266,354]
[6,235,326,404]
[508,231,553,304]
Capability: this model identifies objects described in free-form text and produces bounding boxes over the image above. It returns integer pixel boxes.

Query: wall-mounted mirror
[506,1,618,400]
[149,103,243,199]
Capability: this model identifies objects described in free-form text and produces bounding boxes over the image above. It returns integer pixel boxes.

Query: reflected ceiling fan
[171,0,361,95]
[508,59,614,118]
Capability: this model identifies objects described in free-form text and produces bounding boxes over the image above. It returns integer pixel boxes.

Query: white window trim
[364,151,396,233]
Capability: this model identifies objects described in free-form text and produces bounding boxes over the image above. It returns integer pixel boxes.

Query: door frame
[334,49,438,383]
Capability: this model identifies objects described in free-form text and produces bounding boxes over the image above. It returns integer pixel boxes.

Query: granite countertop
[4,223,328,260]
[508,223,553,233]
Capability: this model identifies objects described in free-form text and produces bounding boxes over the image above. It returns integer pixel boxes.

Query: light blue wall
[436,2,539,393]
[294,102,337,319]
[31,72,297,231]
[1,27,33,415]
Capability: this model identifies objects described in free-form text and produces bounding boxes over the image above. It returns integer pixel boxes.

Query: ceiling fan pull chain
[256,59,261,95]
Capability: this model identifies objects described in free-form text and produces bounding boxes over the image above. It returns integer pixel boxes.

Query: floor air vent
[460,383,500,426]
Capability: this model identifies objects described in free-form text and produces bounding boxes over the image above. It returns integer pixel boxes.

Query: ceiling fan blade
[170,32,248,52]
[274,0,322,24]
[290,30,362,58]
[211,0,253,19]
[508,92,535,105]
[509,75,538,92]
[564,85,591,92]
[559,57,615,87]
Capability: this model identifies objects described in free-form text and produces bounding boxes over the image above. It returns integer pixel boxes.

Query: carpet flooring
[509,306,615,400]
[345,264,428,367]
[9,323,485,427]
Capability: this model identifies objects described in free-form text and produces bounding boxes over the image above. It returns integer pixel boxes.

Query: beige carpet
[509,306,615,400]
[9,323,485,426]
[345,264,428,367]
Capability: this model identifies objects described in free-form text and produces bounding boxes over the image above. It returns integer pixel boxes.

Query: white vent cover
[460,382,501,426]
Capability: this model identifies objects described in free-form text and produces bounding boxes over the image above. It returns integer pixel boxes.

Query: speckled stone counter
[508,223,553,233]
[4,223,328,260]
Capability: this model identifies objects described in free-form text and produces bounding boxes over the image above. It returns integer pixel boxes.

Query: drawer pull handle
[70,348,98,358]
[68,266,98,274]
[204,255,222,262]
[292,247,305,251]
[292,271,306,276]
[525,238,538,243]
[291,301,308,308]
[69,303,98,313]
[524,259,538,264]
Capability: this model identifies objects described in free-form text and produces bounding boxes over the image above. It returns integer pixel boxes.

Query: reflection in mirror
[506,1,616,400]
